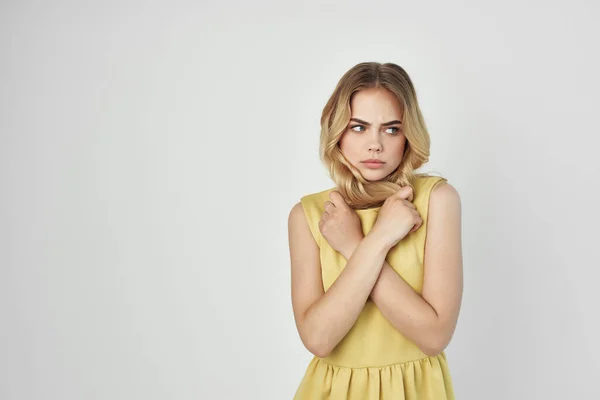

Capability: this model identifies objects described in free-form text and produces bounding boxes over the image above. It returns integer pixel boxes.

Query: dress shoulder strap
[412,175,448,223]
[299,188,333,248]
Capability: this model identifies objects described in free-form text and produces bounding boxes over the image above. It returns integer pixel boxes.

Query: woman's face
[338,87,407,182]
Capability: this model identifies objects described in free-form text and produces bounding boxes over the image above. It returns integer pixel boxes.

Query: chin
[361,171,388,182]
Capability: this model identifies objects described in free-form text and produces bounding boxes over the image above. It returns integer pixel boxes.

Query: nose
[368,140,382,153]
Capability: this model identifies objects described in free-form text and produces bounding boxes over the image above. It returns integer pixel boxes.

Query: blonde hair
[320,61,438,209]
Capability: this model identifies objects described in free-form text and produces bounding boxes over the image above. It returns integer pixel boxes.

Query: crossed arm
[338,183,463,356]
[289,182,463,358]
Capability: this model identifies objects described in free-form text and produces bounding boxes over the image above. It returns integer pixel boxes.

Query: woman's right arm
[288,201,389,358]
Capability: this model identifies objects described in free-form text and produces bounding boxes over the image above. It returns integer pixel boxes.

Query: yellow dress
[294,175,456,400]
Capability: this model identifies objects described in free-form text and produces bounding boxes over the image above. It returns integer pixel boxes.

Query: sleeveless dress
[294,175,456,400]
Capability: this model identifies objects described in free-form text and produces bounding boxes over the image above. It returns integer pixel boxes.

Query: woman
[288,62,463,399]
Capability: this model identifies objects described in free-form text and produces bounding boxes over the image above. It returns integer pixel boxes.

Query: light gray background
[2,1,599,399]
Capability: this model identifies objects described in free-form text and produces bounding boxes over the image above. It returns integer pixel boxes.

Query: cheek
[338,135,353,156]
[394,138,407,156]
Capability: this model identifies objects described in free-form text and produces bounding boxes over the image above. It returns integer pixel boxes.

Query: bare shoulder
[288,201,303,220]
[288,201,319,251]
[288,201,308,230]
[430,181,461,213]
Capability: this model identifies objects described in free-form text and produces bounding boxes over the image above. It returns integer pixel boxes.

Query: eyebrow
[349,118,402,126]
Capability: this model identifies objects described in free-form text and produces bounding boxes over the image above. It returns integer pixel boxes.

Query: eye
[349,125,401,135]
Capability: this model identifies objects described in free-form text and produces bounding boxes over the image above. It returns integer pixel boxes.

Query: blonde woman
[288,62,463,399]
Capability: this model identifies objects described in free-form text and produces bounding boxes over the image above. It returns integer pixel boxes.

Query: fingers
[323,201,335,215]
[328,191,348,209]
[409,220,422,233]
[388,197,415,209]
[410,207,421,222]
[402,199,416,209]
[320,192,347,230]
[410,208,423,232]
[394,186,414,202]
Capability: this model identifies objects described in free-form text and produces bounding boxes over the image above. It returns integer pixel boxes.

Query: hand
[318,191,364,258]
[370,185,422,249]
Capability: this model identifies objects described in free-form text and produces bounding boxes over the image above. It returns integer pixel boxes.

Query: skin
[288,87,463,358]
[339,87,407,183]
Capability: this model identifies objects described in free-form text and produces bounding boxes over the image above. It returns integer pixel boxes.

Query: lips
[362,159,386,169]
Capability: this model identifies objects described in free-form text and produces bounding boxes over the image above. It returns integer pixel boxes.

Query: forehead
[350,88,403,119]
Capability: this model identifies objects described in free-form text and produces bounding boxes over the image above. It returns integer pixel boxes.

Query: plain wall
[2,0,599,399]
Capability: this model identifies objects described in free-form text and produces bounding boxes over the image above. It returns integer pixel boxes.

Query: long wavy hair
[320,61,437,209]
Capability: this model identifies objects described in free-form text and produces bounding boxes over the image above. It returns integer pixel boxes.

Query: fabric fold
[294,353,455,400]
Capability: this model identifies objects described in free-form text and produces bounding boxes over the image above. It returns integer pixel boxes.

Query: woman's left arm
[341,182,464,356]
